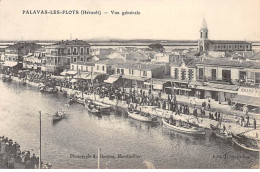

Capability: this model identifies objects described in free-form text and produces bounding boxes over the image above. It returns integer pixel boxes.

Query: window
[143,71,147,76]
[222,70,231,82]
[181,69,186,80]
[129,69,131,74]
[200,32,202,38]
[74,58,76,62]
[97,65,99,70]
[121,69,124,74]
[91,67,93,72]
[102,66,105,71]
[256,73,260,84]
[80,48,84,55]
[72,65,74,70]
[73,47,77,55]
[58,57,60,63]
[188,69,193,80]
[199,68,204,80]
[55,57,58,64]
[86,48,89,54]
[81,58,83,61]
[239,71,246,80]
[174,68,179,79]
[117,69,120,74]
[68,48,71,55]
[211,69,216,81]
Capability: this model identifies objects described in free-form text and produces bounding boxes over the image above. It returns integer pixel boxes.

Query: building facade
[198,18,252,53]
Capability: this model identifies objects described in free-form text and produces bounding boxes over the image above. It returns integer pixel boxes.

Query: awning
[85,73,103,80]
[74,72,90,79]
[3,61,18,67]
[67,70,77,75]
[196,85,237,94]
[165,87,191,91]
[70,79,77,83]
[233,95,260,107]
[104,75,120,84]
[122,75,150,82]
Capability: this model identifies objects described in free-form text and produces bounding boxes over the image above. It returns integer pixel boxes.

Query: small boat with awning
[162,118,205,135]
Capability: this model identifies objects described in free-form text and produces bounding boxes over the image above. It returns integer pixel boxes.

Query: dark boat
[52,111,66,122]
[232,133,260,152]
[210,124,232,141]
[162,118,205,135]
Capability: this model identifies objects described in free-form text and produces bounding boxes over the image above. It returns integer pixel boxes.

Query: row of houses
[1,40,259,108]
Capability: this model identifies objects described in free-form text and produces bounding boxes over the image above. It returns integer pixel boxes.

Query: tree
[148,43,164,52]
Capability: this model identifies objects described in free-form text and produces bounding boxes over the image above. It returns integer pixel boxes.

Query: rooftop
[210,40,251,44]
[197,59,260,69]
[116,62,163,71]
[56,39,90,46]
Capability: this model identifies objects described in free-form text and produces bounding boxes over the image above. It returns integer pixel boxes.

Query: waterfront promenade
[1,74,258,139]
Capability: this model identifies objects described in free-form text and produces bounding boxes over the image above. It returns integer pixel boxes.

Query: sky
[0,0,260,41]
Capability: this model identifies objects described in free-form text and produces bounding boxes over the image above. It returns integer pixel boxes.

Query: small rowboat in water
[86,106,101,116]
[52,111,66,122]
[210,124,232,141]
[162,118,205,135]
[75,97,85,105]
[128,110,157,122]
[232,134,260,152]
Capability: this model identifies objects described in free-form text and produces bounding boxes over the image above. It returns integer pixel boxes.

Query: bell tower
[198,18,209,52]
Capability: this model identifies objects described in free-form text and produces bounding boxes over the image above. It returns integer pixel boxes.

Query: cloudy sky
[0,0,260,41]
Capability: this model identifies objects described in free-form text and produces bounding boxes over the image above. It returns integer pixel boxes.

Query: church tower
[198,18,210,52]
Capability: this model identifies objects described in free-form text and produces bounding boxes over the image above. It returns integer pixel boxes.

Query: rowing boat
[52,112,66,122]
[162,118,205,135]
[86,106,101,116]
[75,97,85,105]
[128,110,157,122]
[232,134,260,152]
[210,124,232,141]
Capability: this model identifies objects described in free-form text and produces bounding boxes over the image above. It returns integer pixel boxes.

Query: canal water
[0,81,258,169]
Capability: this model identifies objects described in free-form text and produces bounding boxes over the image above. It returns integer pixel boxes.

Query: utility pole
[39,111,42,169]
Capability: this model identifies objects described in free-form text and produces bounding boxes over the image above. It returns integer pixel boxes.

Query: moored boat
[128,110,157,122]
[210,124,232,141]
[75,97,85,105]
[162,118,205,135]
[232,134,260,152]
[86,105,101,116]
[40,86,57,93]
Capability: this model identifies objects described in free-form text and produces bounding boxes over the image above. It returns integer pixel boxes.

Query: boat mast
[39,111,42,169]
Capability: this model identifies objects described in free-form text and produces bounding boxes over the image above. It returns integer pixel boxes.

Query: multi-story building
[23,47,46,71]
[57,39,91,65]
[4,42,41,62]
[112,62,165,89]
[42,45,67,74]
[193,59,260,103]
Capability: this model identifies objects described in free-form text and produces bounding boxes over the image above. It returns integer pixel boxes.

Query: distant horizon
[0,38,260,43]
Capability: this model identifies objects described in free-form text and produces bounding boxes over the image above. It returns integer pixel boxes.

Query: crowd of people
[0,136,41,169]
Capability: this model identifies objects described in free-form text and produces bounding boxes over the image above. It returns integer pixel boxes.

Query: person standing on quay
[254,119,257,129]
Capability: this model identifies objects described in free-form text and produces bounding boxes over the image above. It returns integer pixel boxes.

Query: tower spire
[202,17,207,29]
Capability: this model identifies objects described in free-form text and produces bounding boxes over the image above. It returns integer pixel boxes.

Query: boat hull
[162,118,205,135]
[210,124,232,141]
[128,111,157,122]
[232,134,260,152]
